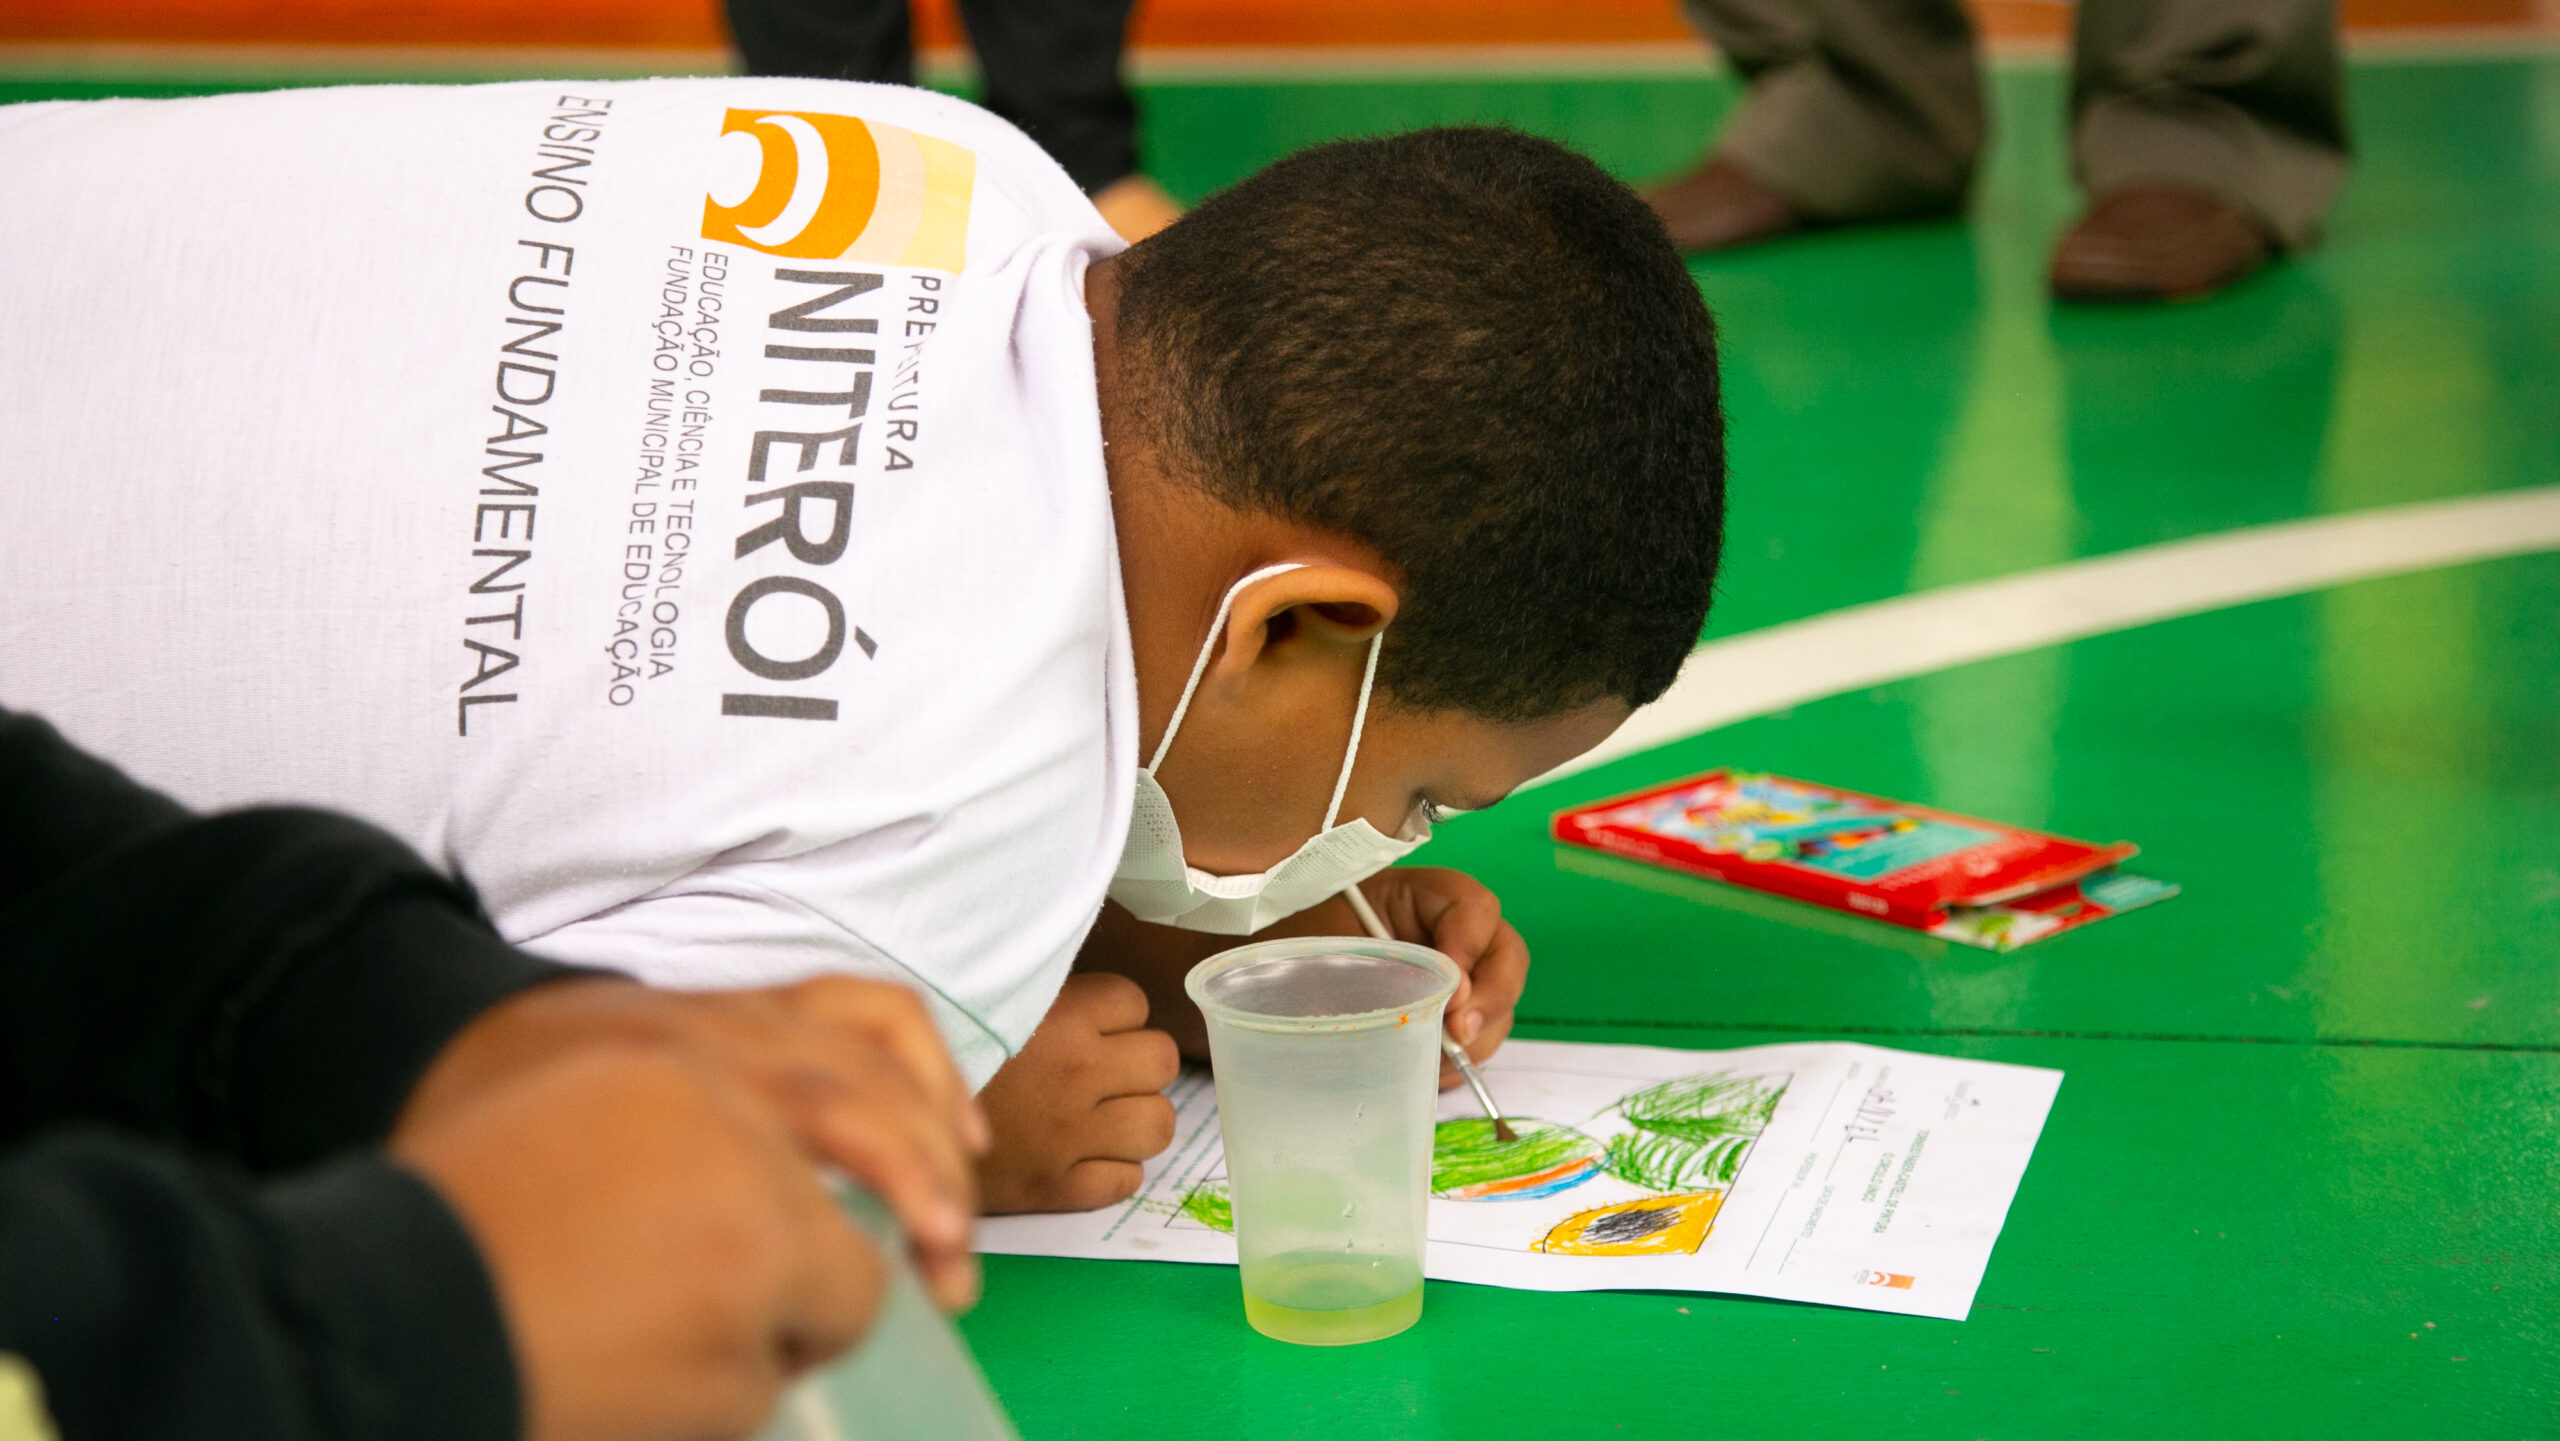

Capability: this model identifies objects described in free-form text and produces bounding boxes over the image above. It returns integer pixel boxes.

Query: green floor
[11,51,2555,1438]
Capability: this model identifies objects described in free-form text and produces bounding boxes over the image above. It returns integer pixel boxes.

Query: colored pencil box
[1551,769,2173,948]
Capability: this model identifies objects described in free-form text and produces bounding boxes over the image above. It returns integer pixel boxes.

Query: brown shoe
[1644,156,1804,254]
[2049,185,2275,303]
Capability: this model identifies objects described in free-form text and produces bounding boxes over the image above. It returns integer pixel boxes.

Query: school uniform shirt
[0,79,1138,1086]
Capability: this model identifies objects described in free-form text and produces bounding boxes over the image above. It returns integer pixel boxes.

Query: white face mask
[1108,564,1432,934]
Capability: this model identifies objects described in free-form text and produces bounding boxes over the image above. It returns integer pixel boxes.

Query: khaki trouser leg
[2070,0,2351,248]
[1683,0,1986,221]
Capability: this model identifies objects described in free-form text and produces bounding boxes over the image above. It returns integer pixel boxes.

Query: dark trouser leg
[725,0,914,84]
[2070,0,2350,248]
[1683,0,1985,221]
[958,0,1141,195]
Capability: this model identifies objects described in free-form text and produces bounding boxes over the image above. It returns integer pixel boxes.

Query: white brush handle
[1338,884,1510,1130]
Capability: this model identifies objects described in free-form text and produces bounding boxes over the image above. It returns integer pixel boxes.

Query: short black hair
[1115,125,1725,721]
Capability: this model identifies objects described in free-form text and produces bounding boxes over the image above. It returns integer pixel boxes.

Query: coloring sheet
[976,1039,2061,1321]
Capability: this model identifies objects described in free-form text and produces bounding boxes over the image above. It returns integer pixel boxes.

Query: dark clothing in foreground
[1684,0,2349,246]
[728,0,1141,193]
[0,708,579,1441]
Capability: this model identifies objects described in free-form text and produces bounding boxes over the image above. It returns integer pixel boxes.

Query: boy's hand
[1331,867,1528,1089]
[975,973,1180,1213]
[397,1046,882,1441]
[402,975,985,1310]
[1071,867,1530,1089]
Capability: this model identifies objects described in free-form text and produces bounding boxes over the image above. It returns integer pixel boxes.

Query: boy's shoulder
[589,76,1109,259]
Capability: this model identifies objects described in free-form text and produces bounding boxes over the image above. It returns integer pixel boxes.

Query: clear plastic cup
[1185,936,1461,1346]
[752,1182,1019,1441]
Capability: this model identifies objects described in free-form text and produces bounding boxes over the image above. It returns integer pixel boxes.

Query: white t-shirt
[0,79,1137,1085]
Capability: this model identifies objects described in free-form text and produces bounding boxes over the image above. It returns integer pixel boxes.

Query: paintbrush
[1340,883,1519,1144]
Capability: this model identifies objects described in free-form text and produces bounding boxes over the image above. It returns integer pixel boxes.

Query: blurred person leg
[727,0,1177,242]
[1648,0,1985,252]
[2051,0,2349,301]
[727,0,917,85]
[959,0,1180,240]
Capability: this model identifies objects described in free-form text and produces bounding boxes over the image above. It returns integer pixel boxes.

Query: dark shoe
[1644,157,1804,254]
[2049,185,2275,303]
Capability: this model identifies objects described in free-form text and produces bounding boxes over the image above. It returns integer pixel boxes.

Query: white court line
[1531,485,2560,788]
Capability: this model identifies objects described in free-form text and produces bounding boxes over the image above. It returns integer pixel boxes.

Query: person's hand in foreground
[974,972,1180,1213]
[1271,867,1529,1091]
[396,1046,881,1441]
[400,975,986,1310]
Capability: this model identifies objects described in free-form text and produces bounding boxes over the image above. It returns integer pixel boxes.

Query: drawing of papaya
[1532,1191,1724,1256]
[1431,1118,1604,1201]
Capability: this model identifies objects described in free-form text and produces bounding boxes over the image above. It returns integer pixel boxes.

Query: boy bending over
[0,82,1723,1212]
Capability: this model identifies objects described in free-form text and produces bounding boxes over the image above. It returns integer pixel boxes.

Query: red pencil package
[1551,769,2145,935]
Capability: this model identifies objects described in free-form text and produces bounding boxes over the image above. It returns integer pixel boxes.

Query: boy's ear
[1210,565,1399,681]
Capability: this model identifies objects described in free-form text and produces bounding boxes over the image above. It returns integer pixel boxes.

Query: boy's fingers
[1088,1092,1178,1162]
[1459,1001,1517,1067]
[1368,872,1431,943]
[1400,867,1521,1037]
[1420,877,1504,969]
[1359,869,1497,1045]
[1060,970,1153,1034]
[1479,922,1530,1003]
[1454,920,1530,1038]
[1101,1027,1182,1097]
[1057,1157,1146,1211]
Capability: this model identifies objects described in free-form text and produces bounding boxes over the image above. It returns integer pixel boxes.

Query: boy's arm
[1074,867,1530,1086]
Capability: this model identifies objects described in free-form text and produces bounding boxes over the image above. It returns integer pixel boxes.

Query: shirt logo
[702,109,975,271]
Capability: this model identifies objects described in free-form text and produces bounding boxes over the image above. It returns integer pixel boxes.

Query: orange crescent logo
[703,109,977,272]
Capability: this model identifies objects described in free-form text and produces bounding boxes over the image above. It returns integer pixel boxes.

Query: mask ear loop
[1319,631,1383,829]
[1143,563,1306,775]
